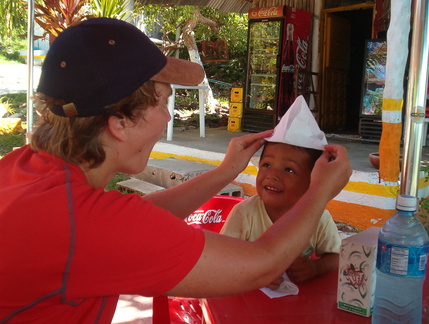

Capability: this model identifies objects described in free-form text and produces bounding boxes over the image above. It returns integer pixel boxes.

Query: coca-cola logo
[296,38,308,69]
[296,37,308,91]
[249,6,283,19]
[185,209,224,225]
[282,64,294,73]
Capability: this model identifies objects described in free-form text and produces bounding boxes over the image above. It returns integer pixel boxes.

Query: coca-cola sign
[185,209,225,226]
[296,37,309,91]
[296,38,308,70]
[248,6,284,19]
[277,7,311,110]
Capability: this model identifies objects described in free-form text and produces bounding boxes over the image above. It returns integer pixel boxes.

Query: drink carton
[337,226,380,317]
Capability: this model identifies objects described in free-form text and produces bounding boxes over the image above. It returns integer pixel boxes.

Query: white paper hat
[265,95,327,150]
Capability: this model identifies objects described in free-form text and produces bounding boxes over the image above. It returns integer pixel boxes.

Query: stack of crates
[228,88,243,132]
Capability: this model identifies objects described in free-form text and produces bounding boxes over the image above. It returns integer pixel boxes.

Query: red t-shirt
[0,146,205,323]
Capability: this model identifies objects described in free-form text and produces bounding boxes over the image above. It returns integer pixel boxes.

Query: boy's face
[256,142,314,214]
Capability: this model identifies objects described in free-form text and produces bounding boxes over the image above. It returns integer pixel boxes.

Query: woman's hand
[219,130,273,177]
[143,130,273,218]
[310,144,352,201]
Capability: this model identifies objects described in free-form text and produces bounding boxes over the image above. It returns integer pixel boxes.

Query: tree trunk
[182,7,219,113]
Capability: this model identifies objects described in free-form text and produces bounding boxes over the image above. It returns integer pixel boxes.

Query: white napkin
[259,272,299,298]
[265,95,327,151]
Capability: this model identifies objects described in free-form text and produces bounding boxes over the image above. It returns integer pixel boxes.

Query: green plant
[0,133,25,158]
[175,89,199,107]
[105,173,131,191]
[0,29,27,63]
[33,0,142,41]
[0,98,13,116]
[0,93,27,116]
[217,96,229,105]
[0,0,27,45]
[34,0,88,39]
[88,0,137,21]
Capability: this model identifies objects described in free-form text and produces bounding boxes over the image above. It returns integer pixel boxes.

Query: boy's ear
[107,115,128,142]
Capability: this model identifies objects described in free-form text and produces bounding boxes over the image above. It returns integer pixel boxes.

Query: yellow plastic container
[229,103,243,117]
[228,117,242,132]
[230,88,243,103]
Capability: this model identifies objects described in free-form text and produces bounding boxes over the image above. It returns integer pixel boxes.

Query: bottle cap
[396,195,418,211]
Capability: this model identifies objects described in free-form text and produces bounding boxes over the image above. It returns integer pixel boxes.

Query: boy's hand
[286,257,317,283]
[265,275,285,290]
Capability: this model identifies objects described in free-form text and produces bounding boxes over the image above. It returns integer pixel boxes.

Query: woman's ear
[107,115,128,142]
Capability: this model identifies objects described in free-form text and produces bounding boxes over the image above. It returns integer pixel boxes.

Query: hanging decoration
[201,39,229,63]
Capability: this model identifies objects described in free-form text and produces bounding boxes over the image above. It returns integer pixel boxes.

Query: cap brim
[151,56,205,86]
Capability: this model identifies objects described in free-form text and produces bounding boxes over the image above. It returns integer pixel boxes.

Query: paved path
[0,63,41,95]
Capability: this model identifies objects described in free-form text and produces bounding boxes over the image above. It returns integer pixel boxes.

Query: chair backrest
[183,195,244,233]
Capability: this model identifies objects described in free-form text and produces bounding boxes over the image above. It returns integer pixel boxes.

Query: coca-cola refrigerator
[242,6,312,132]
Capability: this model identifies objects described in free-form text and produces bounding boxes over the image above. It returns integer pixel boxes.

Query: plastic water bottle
[372,195,429,323]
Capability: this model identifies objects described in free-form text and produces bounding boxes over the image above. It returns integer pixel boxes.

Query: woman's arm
[143,130,273,218]
[166,145,351,297]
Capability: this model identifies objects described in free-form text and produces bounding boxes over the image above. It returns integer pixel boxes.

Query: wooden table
[200,270,429,324]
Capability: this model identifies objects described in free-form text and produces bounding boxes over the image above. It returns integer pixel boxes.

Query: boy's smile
[257,142,314,221]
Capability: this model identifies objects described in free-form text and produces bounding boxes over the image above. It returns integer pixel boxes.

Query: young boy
[221,96,341,286]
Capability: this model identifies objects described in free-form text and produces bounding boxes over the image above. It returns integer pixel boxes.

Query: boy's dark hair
[302,146,324,166]
[261,142,323,168]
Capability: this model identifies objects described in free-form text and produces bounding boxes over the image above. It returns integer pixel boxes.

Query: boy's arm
[286,253,339,283]
[287,212,341,283]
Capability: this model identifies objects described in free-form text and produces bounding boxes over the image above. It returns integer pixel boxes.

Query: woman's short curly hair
[31,80,159,169]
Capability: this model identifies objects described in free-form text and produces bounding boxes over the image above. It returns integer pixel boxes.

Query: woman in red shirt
[0,18,351,323]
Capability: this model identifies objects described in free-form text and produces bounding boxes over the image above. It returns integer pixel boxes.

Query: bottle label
[376,239,429,277]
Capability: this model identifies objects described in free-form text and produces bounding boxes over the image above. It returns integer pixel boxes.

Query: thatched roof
[135,0,253,13]
[135,0,315,14]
